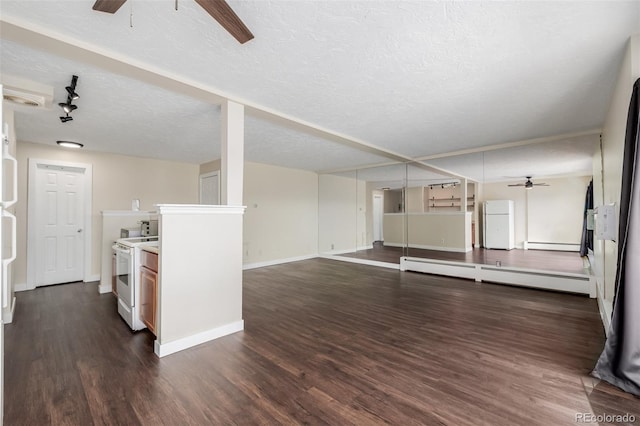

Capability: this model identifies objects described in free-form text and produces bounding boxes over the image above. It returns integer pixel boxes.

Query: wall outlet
[440,238,445,244]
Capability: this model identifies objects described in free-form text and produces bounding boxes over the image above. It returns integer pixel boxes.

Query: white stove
[113,236,158,330]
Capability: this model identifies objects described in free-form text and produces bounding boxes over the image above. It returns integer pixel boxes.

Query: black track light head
[59,115,73,123]
[65,86,79,100]
[58,102,78,114]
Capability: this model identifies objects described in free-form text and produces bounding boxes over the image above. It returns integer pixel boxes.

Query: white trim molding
[320,254,400,270]
[243,254,317,270]
[101,210,156,217]
[156,204,246,215]
[98,284,112,294]
[524,241,580,252]
[154,320,244,358]
[385,242,472,253]
[400,257,593,295]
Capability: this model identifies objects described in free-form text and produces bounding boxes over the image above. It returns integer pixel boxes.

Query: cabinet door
[140,266,157,335]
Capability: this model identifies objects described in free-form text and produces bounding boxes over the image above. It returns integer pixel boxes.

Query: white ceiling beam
[414,128,601,161]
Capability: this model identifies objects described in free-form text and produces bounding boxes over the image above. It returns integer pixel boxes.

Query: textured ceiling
[0,1,638,176]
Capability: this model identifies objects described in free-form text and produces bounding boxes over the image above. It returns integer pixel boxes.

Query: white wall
[243,162,318,265]
[15,142,199,286]
[319,174,357,253]
[597,34,640,302]
[481,176,590,248]
[527,176,591,244]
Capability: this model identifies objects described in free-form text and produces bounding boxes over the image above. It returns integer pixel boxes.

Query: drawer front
[141,250,158,271]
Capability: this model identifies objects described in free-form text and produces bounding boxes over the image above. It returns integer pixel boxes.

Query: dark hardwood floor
[339,242,587,275]
[5,259,637,425]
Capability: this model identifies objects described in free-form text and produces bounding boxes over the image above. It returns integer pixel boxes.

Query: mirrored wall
[318,134,595,276]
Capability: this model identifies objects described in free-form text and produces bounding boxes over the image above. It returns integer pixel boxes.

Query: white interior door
[373,194,383,242]
[35,164,85,286]
[200,171,220,205]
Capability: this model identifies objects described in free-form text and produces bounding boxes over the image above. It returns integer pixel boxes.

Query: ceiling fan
[507,176,550,189]
[92,0,254,44]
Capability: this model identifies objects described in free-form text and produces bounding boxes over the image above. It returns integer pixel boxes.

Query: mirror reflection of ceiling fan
[92,0,254,44]
[507,176,550,189]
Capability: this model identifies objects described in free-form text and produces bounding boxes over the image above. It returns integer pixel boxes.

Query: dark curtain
[592,78,640,396]
[579,180,594,256]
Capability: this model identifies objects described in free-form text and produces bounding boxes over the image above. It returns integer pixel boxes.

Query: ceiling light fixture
[56,140,83,149]
[59,75,79,123]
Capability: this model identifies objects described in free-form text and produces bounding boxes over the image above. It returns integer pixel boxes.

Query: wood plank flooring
[5,259,637,425]
[339,242,587,275]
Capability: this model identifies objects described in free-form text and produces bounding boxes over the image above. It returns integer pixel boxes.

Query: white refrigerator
[483,200,515,250]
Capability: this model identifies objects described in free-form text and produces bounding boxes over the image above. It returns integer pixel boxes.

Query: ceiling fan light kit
[507,176,550,189]
[92,0,254,44]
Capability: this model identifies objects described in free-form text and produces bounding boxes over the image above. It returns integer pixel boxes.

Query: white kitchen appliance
[113,236,158,331]
[483,200,515,250]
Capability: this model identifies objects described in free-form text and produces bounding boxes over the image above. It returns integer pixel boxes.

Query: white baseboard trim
[401,256,592,295]
[384,242,471,253]
[243,254,318,270]
[319,254,400,270]
[84,274,100,283]
[98,284,112,294]
[524,242,580,252]
[596,282,612,337]
[154,320,244,358]
[14,282,28,292]
[2,296,16,324]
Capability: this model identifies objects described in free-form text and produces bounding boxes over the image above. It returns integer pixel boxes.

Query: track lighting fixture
[65,75,80,100]
[59,75,80,123]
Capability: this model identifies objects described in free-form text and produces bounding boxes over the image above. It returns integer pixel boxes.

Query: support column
[220,100,244,205]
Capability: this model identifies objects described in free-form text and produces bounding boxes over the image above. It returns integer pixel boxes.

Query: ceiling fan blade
[195,0,254,44]
[92,0,128,14]
[507,184,525,187]
[533,183,550,186]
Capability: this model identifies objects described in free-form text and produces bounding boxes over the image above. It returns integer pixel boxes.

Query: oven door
[113,245,134,307]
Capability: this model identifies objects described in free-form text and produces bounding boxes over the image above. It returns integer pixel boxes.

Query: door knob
[77,229,83,233]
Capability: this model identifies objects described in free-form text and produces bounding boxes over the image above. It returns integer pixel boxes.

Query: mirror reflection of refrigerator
[483,200,515,250]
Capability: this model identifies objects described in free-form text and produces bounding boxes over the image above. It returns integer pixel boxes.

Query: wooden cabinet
[140,250,158,335]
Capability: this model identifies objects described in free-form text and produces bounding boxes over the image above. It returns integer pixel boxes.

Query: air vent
[3,88,46,108]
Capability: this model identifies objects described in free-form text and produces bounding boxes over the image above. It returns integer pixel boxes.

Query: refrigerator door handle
[2,210,16,309]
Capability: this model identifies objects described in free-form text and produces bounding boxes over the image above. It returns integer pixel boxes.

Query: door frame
[26,158,93,290]
[199,170,220,204]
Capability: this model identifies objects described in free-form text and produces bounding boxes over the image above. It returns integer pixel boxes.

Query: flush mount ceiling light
[58,75,79,123]
[56,140,83,149]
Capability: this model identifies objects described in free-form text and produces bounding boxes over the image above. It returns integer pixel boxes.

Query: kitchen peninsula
[153,204,245,357]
